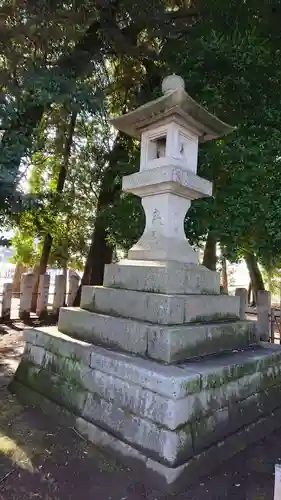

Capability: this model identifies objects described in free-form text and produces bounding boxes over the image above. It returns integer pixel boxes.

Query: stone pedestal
[10,261,281,492]
[9,76,281,492]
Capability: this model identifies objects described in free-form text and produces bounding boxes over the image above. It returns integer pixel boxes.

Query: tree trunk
[31,111,77,311]
[248,282,252,304]
[73,134,128,306]
[203,231,217,271]
[73,64,163,307]
[221,257,228,294]
[244,251,265,305]
[12,262,26,296]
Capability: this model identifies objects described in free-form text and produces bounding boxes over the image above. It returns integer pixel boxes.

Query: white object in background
[274,464,281,500]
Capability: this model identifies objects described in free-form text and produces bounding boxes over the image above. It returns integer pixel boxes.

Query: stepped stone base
[80,286,240,325]
[58,307,256,362]
[10,326,281,491]
[103,260,220,295]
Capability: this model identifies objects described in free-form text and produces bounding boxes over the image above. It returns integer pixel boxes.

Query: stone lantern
[12,75,281,495]
[111,74,233,264]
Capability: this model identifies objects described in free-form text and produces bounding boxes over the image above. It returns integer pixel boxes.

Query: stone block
[21,343,199,430]
[36,273,50,318]
[82,392,192,466]
[21,328,281,429]
[184,343,281,389]
[81,286,240,325]
[24,326,92,366]
[24,325,202,398]
[75,407,281,494]
[52,274,66,315]
[79,366,190,430]
[10,378,281,494]
[0,282,12,321]
[147,320,256,363]
[103,260,220,295]
[58,307,147,355]
[191,383,281,454]
[59,308,255,363]
[14,359,87,414]
[19,272,35,321]
[89,347,201,399]
[23,343,46,366]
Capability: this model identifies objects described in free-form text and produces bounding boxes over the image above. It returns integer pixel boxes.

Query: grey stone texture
[103,260,220,295]
[80,286,240,325]
[147,319,256,362]
[11,326,281,477]
[82,392,193,465]
[10,264,281,493]
[58,307,148,355]
[257,290,271,341]
[58,307,256,362]
[10,377,281,493]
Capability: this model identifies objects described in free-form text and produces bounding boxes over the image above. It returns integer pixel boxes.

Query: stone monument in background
[10,75,281,492]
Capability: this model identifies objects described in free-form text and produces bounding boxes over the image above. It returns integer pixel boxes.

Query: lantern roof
[110,75,234,142]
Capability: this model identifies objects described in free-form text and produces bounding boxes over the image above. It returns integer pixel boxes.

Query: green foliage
[2,0,281,277]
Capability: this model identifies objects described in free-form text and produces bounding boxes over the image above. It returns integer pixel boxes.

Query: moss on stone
[14,358,87,415]
[189,313,240,324]
[182,378,201,395]
[173,331,251,364]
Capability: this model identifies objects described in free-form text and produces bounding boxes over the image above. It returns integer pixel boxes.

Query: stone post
[19,272,36,321]
[36,273,50,318]
[0,282,12,321]
[274,463,281,500]
[52,274,66,316]
[67,274,80,307]
[257,290,271,341]
[235,287,247,320]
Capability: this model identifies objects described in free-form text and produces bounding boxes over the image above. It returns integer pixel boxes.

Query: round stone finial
[161,74,185,94]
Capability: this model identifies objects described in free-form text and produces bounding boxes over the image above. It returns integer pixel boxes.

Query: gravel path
[0,322,279,499]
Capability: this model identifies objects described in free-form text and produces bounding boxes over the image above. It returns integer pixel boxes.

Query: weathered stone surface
[257,290,271,341]
[22,345,281,431]
[89,347,201,398]
[235,287,247,320]
[191,384,281,454]
[58,307,255,362]
[24,325,202,398]
[23,343,46,366]
[184,343,281,389]
[75,407,281,493]
[19,272,36,321]
[0,282,12,321]
[14,359,87,414]
[80,366,189,430]
[24,326,92,366]
[103,260,220,295]
[58,307,147,355]
[10,378,281,494]
[82,392,192,466]
[147,320,256,363]
[81,286,240,325]
[11,328,281,492]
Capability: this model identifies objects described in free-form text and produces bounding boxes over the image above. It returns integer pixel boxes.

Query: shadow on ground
[0,323,279,499]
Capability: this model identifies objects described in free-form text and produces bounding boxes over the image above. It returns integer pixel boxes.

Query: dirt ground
[0,323,280,499]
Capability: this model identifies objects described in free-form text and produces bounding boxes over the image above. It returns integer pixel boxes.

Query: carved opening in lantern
[148,135,166,160]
